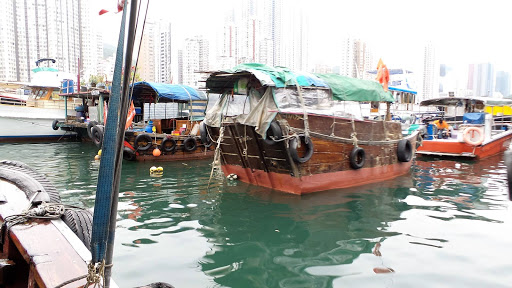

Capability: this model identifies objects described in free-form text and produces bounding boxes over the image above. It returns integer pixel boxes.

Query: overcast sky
[92,0,512,73]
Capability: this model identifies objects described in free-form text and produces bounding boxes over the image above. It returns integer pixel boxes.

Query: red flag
[99,9,109,15]
[99,0,124,15]
[376,59,390,92]
[103,102,108,125]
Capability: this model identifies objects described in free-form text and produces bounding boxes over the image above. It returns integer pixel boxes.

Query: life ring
[87,121,98,139]
[91,125,104,148]
[463,127,484,146]
[397,139,413,162]
[160,137,177,153]
[264,122,282,145]
[199,121,212,147]
[134,133,153,151]
[183,137,197,152]
[52,119,59,130]
[349,147,365,169]
[123,147,137,161]
[289,136,314,163]
[61,209,93,251]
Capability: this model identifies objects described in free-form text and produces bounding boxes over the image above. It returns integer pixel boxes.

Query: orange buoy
[153,148,161,157]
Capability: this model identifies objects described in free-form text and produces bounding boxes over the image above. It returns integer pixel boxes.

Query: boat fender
[87,121,99,139]
[289,136,314,163]
[397,139,413,162]
[91,125,104,148]
[123,147,137,161]
[264,122,283,145]
[134,133,153,151]
[183,137,198,152]
[52,119,59,130]
[160,137,177,153]
[61,209,93,251]
[227,173,238,180]
[349,147,365,169]
[463,127,484,146]
[199,121,212,147]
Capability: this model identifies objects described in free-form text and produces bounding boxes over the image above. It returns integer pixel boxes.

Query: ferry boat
[0,67,81,142]
[416,97,512,159]
[203,63,420,195]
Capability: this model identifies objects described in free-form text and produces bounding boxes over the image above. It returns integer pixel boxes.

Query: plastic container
[426,124,435,140]
[144,120,154,133]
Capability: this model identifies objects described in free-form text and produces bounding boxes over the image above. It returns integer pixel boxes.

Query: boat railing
[0,97,27,106]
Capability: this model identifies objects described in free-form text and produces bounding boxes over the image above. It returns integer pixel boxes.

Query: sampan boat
[204,64,420,195]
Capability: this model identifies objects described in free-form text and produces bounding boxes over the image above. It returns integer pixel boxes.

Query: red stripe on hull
[222,161,414,195]
[136,150,214,162]
[418,134,512,159]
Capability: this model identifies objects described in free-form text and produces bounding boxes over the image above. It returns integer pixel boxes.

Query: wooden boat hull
[209,113,418,195]
[417,131,512,159]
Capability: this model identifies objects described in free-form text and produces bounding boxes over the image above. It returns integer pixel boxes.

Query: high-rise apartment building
[217,0,308,71]
[0,0,101,83]
[468,63,495,97]
[137,20,172,83]
[495,71,511,98]
[422,42,439,99]
[180,36,209,88]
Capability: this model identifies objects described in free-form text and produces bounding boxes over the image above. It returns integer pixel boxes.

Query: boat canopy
[315,73,394,102]
[420,97,485,107]
[131,81,206,103]
[206,63,393,102]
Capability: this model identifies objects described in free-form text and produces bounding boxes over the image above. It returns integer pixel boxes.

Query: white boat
[0,67,81,142]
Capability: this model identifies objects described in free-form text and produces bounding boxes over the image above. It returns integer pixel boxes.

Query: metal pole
[103,0,138,287]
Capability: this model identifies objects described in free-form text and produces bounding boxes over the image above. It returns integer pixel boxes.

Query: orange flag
[125,101,135,130]
[375,58,390,92]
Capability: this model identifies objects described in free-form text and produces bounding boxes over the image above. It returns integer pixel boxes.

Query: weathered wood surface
[0,182,87,288]
[208,113,415,178]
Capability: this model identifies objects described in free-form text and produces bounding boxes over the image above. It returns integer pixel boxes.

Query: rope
[350,117,358,147]
[289,127,407,145]
[207,126,225,190]
[54,275,87,288]
[294,83,310,142]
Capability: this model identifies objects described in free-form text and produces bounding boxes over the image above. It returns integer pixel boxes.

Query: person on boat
[432,118,452,139]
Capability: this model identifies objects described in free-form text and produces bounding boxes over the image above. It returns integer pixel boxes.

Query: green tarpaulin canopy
[315,73,394,102]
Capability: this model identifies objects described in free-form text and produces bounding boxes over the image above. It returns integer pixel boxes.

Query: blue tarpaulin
[463,112,485,124]
[131,81,206,103]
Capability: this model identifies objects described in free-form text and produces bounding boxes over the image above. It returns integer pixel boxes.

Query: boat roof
[421,96,512,107]
[130,81,206,103]
[389,87,417,95]
[206,63,394,102]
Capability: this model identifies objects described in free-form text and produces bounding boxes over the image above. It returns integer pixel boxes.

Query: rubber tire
[397,139,413,162]
[123,147,137,161]
[264,122,282,145]
[91,125,104,148]
[61,209,93,251]
[161,137,177,153]
[199,122,212,148]
[289,136,314,163]
[134,134,153,151]
[349,147,365,169]
[87,121,99,139]
[52,119,59,130]
[0,160,61,203]
[183,137,197,152]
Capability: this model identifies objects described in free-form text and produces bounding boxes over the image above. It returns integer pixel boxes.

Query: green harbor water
[1,142,511,288]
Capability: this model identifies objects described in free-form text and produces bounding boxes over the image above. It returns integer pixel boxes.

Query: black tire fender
[289,136,314,163]
[91,125,104,148]
[87,121,98,139]
[264,122,282,145]
[505,151,512,201]
[134,133,153,151]
[61,209,93,251]
[397,139,413,162]
[52,119,59,130]
[161,137,177,153]
[123,147,137,161]
[349,147,365,169]
[183,137,197,152]
[199,121,212,147]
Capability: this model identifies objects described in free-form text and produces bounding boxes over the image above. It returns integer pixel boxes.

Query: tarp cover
[223,63,328,88]
[131,81,206,103]
[463,112,485,124]
[314,73,394,102]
